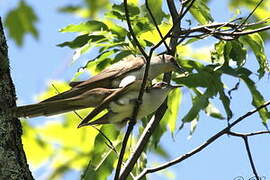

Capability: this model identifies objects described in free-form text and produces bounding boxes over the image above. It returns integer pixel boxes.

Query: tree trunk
[0,17,34,180]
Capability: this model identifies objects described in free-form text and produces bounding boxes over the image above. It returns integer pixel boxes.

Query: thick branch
[135,101,270,180]
[0,17,34,180]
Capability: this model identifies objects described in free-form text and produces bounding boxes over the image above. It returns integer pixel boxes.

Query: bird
[12,55,185,118]
[13,87,118,118]
[40,54,185,103]
[78,81,182,128]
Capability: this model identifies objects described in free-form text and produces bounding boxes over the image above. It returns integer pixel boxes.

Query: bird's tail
[13,99,86,118]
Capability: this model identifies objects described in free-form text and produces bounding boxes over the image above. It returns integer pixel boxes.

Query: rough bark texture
[0,17,34,180]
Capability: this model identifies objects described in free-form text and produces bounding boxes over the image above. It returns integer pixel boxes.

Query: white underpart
[119,75,137,87]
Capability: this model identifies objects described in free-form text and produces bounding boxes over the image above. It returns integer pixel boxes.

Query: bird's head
[156,54,187,74]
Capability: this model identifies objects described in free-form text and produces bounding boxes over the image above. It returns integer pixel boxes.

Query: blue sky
[1,0,270,179]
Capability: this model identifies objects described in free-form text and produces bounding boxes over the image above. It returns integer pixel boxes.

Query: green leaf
[57,34,106,49]
[112,3,140,17]
[189,0,213,24]
[219,89,233,120]
[142,0,168,24]
[240,33,269,78]
[211,40,226,65]
[182,89,209,122]
[114,50,133,62]
[59,20,108,33]
[83,125,120,180]
[85,0,110,18]
[58,6,91,18]
[241,76,269,124]
[162,88,182,133]
[4,0,38,46]
[227,40,247,66]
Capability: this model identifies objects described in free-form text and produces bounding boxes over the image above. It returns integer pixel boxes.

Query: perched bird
[13,55,185,118]
[78,81,181,128]
[41,54,185,103]
[13,87,118,118]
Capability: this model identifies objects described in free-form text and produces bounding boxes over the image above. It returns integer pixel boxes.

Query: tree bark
[0,17,34,180]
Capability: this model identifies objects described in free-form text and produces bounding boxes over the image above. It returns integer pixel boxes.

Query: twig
[233,0,265,32]
[243,137,260,180]
[228,131,264,180]
[135,101,270,180]
[228,130,270,137]
[145,0,171,52]
[149,0,197,54]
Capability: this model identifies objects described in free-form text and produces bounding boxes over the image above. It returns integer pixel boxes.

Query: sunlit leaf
[85,0,110,17]
[59,20,108,33]
[162,88,182,133]
[240,33,269,78]
[189,0,213,24]
[142,0,168,24]
[22,121,54,167]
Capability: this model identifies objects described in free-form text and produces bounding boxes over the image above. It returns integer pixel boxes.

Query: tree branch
[114,0,153,179]
[227,130,270,180]
[135,101,270,180]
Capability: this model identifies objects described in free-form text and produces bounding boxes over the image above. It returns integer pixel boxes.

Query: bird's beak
[169,84,183,89]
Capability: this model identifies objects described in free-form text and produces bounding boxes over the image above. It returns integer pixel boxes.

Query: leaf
[85,0,110,18]
[22,121,54,167]
[240,33,269,78]
[142,0,168,24]
[211,40,226,65]
[57,34,106,49]
[59,20,108,33]
[227,40,247,66]
[162,88,182,133]
[112,3,140,17]
[114,50,133,62]
[241,76,269,124]
[182,89,209,122]
[219,89,233,120]
[139,22,171,44]
[189,0,213,24]
[4,0,38,46]
[58,6,91,18]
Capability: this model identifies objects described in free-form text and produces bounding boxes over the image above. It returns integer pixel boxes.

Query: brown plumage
[13,88,117,118]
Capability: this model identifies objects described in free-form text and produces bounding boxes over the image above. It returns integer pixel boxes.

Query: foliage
[4,0,270,179]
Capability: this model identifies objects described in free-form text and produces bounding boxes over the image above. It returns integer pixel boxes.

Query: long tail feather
[14,99,86,118]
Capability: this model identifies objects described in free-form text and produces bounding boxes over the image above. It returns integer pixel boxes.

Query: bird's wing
[70,57,145,88]
[41,85,114,103]
[78,80,142,127]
